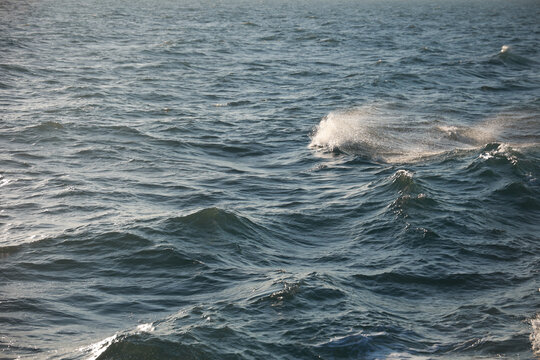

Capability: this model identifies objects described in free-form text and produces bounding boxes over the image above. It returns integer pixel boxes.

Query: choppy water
[1,0,540,359]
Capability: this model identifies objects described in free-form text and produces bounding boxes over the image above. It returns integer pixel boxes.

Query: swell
[1,208,284,358]
[77,271,407,360]
[162,207,271,243]
[75,259,537,360]
[1,207,276,266]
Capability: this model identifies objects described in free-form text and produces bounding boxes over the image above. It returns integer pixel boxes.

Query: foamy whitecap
[79,334,118,360]
[80,322,155,360]
[392,169,414,180]
[136,322,155,333]
[309,106,444,163]
[309,107,375,152]
[309,104,536,164]
[309,105,409,162]
[531,313,540,356]
[478,143,519,165]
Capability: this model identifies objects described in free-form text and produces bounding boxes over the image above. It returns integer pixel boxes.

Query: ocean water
[1,0,539,358]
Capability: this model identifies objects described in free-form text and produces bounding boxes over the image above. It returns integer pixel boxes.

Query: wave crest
[309,105,538,163]
[489,44,537,67]
[309,106,395,160]
[165,207,263,239]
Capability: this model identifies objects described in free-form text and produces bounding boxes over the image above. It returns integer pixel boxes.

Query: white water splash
[309,105,420,162]
[79,322,155,360]
[478,143,518,165]
[79,334,118,360]
[309,106,379,152]
[0,175,11,188]
[309,104,536,163]
[531,313,540,357]
[136,322,155,333]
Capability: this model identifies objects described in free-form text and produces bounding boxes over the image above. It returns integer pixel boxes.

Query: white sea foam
[0,175,11,188]
[79,334,118,360]
[80,322,155,360]
[531,313,540,356]
[478,143,519,165]
[136,322,155,333]
[381,352,432,360]
[392,169,414,180]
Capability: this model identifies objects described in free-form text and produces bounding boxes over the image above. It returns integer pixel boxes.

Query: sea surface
[1,0,539,359]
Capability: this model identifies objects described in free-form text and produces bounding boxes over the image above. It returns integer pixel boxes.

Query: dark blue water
[1,0,539,358]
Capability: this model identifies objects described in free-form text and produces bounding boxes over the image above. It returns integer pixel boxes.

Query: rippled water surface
[1,0,539,359]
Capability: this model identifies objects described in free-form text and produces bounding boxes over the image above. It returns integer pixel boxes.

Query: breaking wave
[309,104,538,163]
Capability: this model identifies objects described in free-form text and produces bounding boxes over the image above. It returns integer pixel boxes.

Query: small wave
[79,322,156,360]
[58,231,154,254]
[248,272,345,309]
[241,21,259,27]
[383,169,437,216]
[314,331,428,359]
[213,100,251,107]
[477,143,519,165]
[390,193,437,218]
[390,170,417,193]
[103,125,149,138]
[166,208,252,233]
[0,339,41,358]
[316,331,382,352]
[119,245,203,270]
[319,37,340,44]
[314,323,438,360]
[163,208,271,249]
[0,174,12,188]
[492,179,539,211]
[85,329,221,360]
[352,270,526,296]
[267,281,300,306]
[259,34,279,41]
[0,63,34,75]
[32,121,65,131]
[488,44,536,67]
